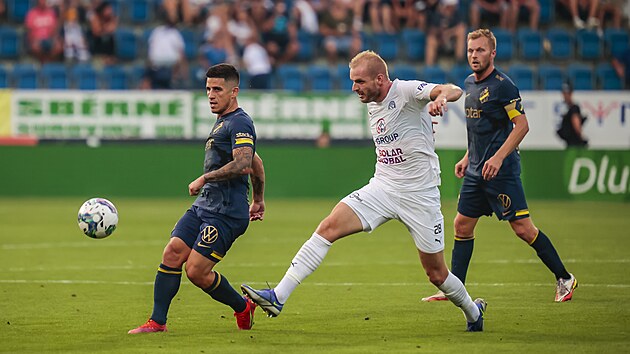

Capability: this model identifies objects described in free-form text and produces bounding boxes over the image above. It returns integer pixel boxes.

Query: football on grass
[77,198,118,239]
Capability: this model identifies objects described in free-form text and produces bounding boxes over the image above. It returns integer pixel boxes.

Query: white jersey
[368,79,441,192]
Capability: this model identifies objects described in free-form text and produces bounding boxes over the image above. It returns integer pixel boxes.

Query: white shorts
[340,180,445,254]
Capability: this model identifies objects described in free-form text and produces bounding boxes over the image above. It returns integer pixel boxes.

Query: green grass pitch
[1,197,629,353]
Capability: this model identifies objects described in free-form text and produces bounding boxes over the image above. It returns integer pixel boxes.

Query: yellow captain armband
[504,99,525,120]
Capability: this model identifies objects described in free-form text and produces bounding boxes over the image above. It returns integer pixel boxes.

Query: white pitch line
[3,258,630,273]
[0,279,628,288]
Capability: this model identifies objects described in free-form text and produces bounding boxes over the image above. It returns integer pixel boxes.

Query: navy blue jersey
[193,108,256,219]
[464,69,525,177]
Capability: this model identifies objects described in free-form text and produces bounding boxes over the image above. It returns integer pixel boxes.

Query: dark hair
[206,64,240,85]
[95,1,112,15]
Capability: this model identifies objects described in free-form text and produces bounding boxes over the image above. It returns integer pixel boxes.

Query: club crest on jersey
[480,87,490,103]
[388,100,396,110]
[376,118,386,134]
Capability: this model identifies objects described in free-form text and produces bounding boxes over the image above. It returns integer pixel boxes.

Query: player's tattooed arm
[188,146,254,196]
[249,153,265,221]
[204,146,254,182]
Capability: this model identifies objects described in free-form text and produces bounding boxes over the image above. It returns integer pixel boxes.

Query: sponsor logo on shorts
[197,226,219,248]
[349,192,363,202]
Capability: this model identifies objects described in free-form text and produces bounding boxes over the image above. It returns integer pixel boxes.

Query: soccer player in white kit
[242,50,487,331]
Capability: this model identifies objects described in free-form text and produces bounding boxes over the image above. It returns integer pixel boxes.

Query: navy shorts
[171,206,249,263]
[457,172,530,221]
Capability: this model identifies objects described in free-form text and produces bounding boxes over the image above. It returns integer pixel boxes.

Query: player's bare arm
[427,84,463,116]
[189,146,254,196]
[482,114,529,180]
[249,152,266,221]
[455,150,470,178]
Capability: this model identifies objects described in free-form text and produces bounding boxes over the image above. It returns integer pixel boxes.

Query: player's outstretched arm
[249,152,265,221]
[188,146,254,196]
[427,84,463,116]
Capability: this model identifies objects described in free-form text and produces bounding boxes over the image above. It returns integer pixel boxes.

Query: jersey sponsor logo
[236,132,253,139]
[212,122,224,134]
[466,107,483,119]
[377,147,407,164]
[373,132,399,145]
[376,118,386,134]
[388,100,396,110]
[417,82,427,92]
[480,87,490,103]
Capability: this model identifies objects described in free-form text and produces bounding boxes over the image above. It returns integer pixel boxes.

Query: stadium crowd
[0,0,628,90]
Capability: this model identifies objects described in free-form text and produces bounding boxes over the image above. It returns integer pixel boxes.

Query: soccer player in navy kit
[129,63,265,333]
[422,29,577,303]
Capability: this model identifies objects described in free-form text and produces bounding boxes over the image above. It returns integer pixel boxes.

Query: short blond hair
[349,50,389,79]
[467,29,496,51]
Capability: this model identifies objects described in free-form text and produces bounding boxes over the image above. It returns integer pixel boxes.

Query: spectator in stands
[469,0,510,30]
[319,0,363,64]
[160,0,209,25]
[612,47,630,89]
[414,0,439,31]
[242,33,273,90]
[558,0,599,30]
[24,0,63,62]
[367,0,395,33]
[508,0,539,32]
[141,17,188,89]
[260,0,300,66]
[291,0,319,34]
[391,0,420,30]
[0,0,6,21]
[228,4,256,54]
[201,2,236,66]
[597,0,623,31]
[425,0,465,66]
[62,3,90,62]
[557,82,588,147]
[87,1,117,65]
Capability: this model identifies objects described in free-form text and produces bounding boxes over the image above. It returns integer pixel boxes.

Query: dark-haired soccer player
[422,29,577,303]
[129,63,266,333]
[243,50,487,332]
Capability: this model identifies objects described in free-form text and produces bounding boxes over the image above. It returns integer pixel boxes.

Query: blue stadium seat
[336,64,352,91]
[12,64,38,89]
[180,28,200,60]
[371,33,399,61]
[128,0,152,23]
[72,64,99,90]
[41,63,69,89]
[449,64,472,91]
[276,65,304,92]
[604,28,629,58]
[401,29,425,61]
[421,66,447,84]
[390,65,417,81]
[517,28,543,61]
[596,63,622,90]
[0,65,7,88]
[538,0,554,24]
[546,28,574,60]
[307,65,333,91]
[508,64,535,91]
[538,64,564,90]
[493,28,514,61]
[7,0,31,22]
[0,27,20,59]
[576,30,601,60]
[296,31,318,62]
[115,28,138,61]
[102,65,130,90]
[567,64,593,90]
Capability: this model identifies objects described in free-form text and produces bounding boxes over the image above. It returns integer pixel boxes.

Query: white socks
[438,271,480,323]
[274,233,332,304]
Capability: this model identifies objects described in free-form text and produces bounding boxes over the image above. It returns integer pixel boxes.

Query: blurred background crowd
[0,0,628,91]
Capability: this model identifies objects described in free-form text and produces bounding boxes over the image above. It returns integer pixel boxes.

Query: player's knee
[453,218,474,238]
[162,240,189,268]
[315,217,338,240]
[426,268,447,287]
[185,263,214,288]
